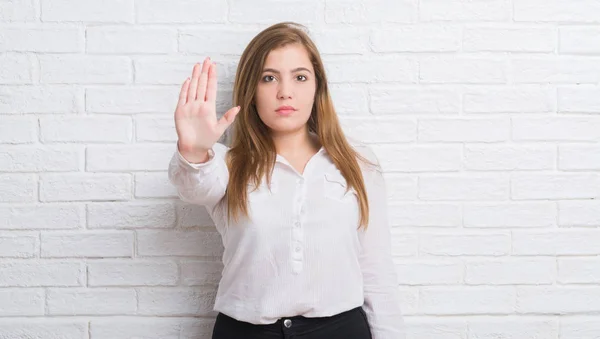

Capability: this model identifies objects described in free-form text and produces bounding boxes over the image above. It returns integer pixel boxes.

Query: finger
[216,106,241,136]
[205,62,217,102]
[197,58,211,101]
[177,77,191,107]
[187,63,201,101]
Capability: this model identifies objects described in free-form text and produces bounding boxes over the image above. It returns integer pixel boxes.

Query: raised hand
[175,57,241,163]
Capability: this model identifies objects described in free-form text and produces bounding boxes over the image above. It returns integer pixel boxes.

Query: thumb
[216,106,241,136]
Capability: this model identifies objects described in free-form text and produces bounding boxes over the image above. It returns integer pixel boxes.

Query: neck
[271,127,321,158]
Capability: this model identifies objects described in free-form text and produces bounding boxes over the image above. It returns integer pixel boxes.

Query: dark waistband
[218,306,363,330]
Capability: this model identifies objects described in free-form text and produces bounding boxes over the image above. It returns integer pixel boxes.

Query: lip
[276,105,296,112]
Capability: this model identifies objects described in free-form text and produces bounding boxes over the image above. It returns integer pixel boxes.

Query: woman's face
[254,43,317,136]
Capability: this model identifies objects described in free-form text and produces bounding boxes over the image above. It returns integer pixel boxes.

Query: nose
[277,78,293,99]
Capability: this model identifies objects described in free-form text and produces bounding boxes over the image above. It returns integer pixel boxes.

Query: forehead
[264,43,313,69]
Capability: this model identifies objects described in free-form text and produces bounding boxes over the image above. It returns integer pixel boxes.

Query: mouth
[275,106,297,115]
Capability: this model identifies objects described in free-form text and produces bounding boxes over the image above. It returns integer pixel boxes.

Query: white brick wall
[1,0,599,338]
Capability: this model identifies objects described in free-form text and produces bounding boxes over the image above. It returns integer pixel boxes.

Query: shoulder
[347,137,382,173]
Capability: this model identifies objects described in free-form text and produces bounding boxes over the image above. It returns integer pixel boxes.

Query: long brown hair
[223,22,378,229]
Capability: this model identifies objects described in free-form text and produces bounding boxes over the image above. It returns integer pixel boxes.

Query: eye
[297,75,307,81]
[262,75,276,82]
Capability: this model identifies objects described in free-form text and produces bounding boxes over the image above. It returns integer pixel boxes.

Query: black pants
[211,306,372,339]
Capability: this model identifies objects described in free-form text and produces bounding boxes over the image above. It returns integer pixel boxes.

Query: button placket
[291,176,305,272]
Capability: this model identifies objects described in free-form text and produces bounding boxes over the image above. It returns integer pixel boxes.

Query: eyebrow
[262,67,312,74]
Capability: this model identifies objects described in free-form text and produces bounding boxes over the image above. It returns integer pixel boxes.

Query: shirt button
[284,319,292,328]
[295,221,300,228]
[295,246,301,252]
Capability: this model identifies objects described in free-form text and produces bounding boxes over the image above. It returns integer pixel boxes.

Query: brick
[395,259,462,285]
[87,27,176,54]
[86,86,178,113]
[329,85,369,115]
[404,319,466,339]
[464,202,557,228]
[0,262,83,286]
[469,318,558,339]
[561,317,600,339]
[40,116,132,142]
[0,234,37,258]
[326,0,417,23]
[517,287,600,314]
[420,57,506,84]
[0,289,44,316]
[0,320,87,338]
[419,175,509,201]
[0,204,84,230]
[371,25,460,52]
[88,260,178,286]
[559,258,600,284]
[90,318,187,339]
[0,27,83,52]
[0,174,36,202]
[420,0,511,22]
[179,28,255,54]
[181,260,223,285]
[560,27,600,54]
[310,27,368,54]
[558,87,600,114]
[325,56,418,83]
[390,230,418,256]
[373,145,462,172]
[135,116,176,142]
[0,86,83,114]
[512,117,600,142]
[559,200,600,227]
[420,287,515,314]
[340,117,416,143]
[511,57,600,84]
[40,173,131,202]
[513,230,600,255]
[515,0,600,23]
[136,0,227,23]
[0,54,32,84]
[511,173,600,200]
[559,144,600,170]
[418,118,509,142]
[137,287,216,316]
[384,174,418,201]
[47,288,136,315]
[39,55,132,84]
[87,202,176,228]
[420,232,510,256]
[86,144,175,171]
[135,172,178,198]
[0,145,81,172]
[0,116,36,143]
[464,87,556,113]
[0,0,37,22]
[464,144,556,171]
[176,203,214,228]
[41,0,134,22]
[465,258,555,285]
[369,87,460,115]
[41,231,134,258]
[463,27,556,52]
[137,230,223,257]
[388,203,462,228]
[230,0,319,23]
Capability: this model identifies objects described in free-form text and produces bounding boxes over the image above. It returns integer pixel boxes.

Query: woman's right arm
[168,142,230,210]
[168,57,240,210]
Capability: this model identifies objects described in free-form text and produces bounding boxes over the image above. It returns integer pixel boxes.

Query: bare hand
[174,57,240,163]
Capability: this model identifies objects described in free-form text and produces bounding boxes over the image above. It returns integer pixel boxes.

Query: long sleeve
[357,146,406,339]
[167,142,230,213]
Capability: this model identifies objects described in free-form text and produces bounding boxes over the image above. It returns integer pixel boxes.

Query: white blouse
[167,140,406,339]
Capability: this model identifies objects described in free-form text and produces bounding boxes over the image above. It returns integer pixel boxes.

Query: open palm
[175,57,240,163]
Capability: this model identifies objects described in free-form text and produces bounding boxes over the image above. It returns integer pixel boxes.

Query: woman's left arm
[357,146,407,339]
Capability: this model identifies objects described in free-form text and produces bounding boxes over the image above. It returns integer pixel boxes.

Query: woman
[168,22,405,339]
